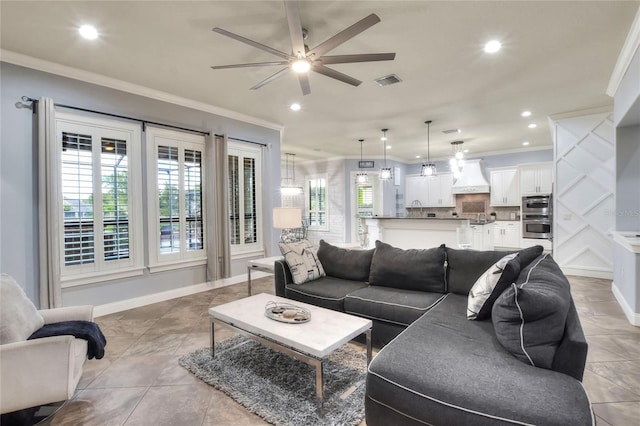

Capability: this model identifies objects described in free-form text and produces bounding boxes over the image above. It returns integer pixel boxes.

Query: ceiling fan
[210,0,396,95]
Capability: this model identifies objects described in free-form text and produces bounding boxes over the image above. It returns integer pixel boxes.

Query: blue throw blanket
[28,320,107,359]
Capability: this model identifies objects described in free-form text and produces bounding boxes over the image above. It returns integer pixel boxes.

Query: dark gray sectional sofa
[274,240,594,425]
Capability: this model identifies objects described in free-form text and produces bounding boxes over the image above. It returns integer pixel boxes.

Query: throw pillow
[0,273,45,344]
[492,254,571,369]
[317,240,375,281]
[467,253,520,320]
[368,241,446,292]
[446,245,543,295]
[279,239,326,285]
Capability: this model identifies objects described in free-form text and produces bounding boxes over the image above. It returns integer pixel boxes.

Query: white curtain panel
[206,134,231,281]
[38,97,62,308]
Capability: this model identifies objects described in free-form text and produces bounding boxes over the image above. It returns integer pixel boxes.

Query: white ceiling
[1,1,638,162]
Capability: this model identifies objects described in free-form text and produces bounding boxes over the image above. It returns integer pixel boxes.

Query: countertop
[362,216,497,225]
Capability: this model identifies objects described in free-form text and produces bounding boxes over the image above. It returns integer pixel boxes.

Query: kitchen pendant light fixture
[280,153,304,195]
[379,129,392,180]
[356,139,368,184]
[449,140,465,179]
[420,120,436,177]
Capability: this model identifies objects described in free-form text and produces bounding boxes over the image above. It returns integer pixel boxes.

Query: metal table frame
[210,317,372,403]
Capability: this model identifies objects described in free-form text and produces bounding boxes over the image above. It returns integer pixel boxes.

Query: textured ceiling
[1,1,637,162]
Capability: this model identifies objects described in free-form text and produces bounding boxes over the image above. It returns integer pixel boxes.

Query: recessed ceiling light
[521,110,532,117]
[528,123,537,129]
[78,24,98,40]
[386,146,391,150]
[522,141,530,146]
[463,149,469,153]
[290,103,301,111]
[416,155,421,159]
[484,40,502,53]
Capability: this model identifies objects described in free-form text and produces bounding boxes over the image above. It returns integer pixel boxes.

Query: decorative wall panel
[554,112,615,278]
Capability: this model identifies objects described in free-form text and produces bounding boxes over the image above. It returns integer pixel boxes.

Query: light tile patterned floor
[39,275,639,426]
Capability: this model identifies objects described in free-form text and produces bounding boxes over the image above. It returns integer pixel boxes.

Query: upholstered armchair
[0,274,93,414]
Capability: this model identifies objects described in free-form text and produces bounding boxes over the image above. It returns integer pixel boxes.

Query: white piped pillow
[0,273,45,344]
[467,253,520,320]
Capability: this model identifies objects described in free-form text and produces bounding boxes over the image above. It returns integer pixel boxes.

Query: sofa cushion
[368,241,446,292]
[366,293,593,426]
[345,286,446,327]
[317,240,374,281]
[279,239,325,284]
[492,253,571,369]
[0,273,45,344]
[284,276,368,312]
[446,245,543,295]
[467,253,520,320]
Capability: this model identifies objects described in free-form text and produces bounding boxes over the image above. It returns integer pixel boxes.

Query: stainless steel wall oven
[522,195,552,239]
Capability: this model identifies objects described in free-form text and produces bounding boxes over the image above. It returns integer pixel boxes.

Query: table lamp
[273,207,302,243]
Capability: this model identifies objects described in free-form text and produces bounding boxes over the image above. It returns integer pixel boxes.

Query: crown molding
[607,8,640,97]
[0,50,283,132]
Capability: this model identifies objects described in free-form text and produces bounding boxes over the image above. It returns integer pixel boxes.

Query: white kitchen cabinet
[426,173,455,207]
[490,168,520,206]
[520,163,553,195]
[470,223,495,250]
[405,176,428,207]
[493,221,521,248]
[405,173,455,207]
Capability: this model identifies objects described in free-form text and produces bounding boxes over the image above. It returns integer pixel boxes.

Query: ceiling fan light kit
[210,0,396,96]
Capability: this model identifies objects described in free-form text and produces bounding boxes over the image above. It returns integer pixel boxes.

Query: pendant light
[420,120,436,177]
[449,141,465,179]
[355,139,368,184]
[280,153,303,195]
[379,129,392,180]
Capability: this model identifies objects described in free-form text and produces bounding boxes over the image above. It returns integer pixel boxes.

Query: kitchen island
[362,217,495,250]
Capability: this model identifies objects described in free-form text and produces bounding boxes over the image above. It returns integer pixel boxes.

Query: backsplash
[405,193,520,220]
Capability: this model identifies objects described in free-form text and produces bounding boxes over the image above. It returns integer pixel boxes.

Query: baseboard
[93,271,271,317]
[560,267,613,280]
[611,281,640,327]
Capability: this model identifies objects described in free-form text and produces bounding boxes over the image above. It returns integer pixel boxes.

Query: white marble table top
[209,293,372,358]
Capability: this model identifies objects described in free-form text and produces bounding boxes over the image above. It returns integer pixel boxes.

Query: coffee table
[208,293,372,402]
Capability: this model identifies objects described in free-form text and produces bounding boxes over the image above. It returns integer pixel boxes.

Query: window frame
[55,112,144,287]
[146,127,207,271]
[305,173,329,231]
[228,141,263,257]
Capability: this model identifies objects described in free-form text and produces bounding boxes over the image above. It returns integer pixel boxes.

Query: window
[306,174,328,230]
[147,127,206,269]
[56,113,143,285]
[228,142,262,255]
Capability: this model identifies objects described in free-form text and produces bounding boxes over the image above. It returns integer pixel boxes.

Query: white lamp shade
[273,207,302,229]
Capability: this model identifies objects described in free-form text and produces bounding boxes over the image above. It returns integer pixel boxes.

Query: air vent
[374,74,402,87]
[443,128,462,134]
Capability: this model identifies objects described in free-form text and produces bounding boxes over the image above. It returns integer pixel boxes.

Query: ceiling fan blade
[307,13,381,58]
[298,73,311,96]
[212,27,292,61]
[284,0,306,57]
[250,67,290,90]
[313,64,362,87]
[319,53,396,64]
[211,61,289,70]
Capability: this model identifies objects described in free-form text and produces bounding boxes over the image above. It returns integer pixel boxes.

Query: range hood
[452,159,490,194]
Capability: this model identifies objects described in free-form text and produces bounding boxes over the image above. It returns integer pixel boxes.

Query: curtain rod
[215,134,268,147]
[21,96,210,136]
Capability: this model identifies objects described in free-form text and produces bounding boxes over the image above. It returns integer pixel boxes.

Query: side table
[247,256,283,296]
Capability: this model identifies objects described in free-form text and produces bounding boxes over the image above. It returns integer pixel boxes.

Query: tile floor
[38,275,639,426]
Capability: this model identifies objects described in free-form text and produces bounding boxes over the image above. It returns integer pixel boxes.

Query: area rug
[178,336,367,426]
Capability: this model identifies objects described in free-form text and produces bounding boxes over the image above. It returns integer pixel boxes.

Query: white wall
[553,112,616,279]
